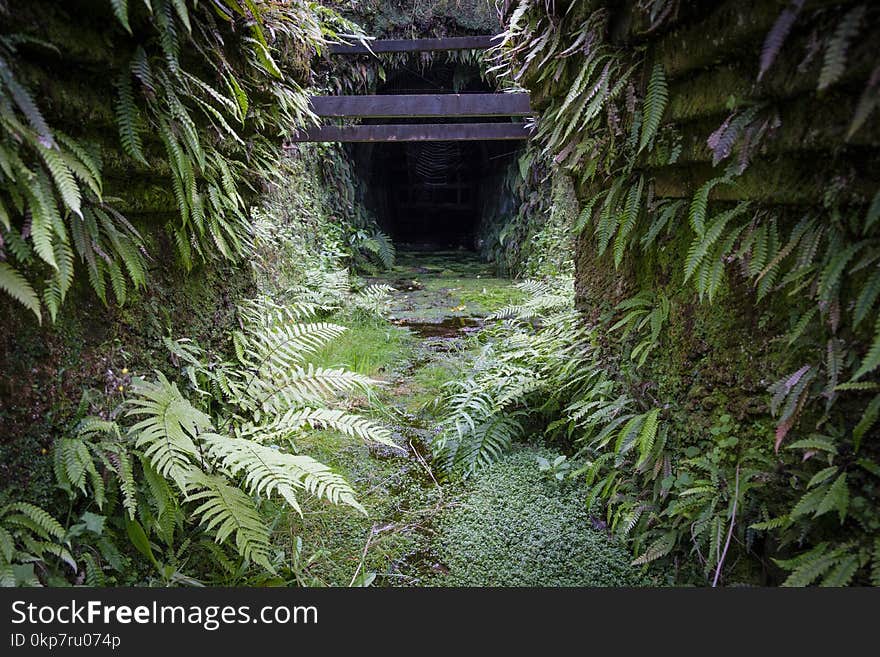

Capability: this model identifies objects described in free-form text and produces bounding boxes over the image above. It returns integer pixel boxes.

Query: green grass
[457,283,525,313]
[402,360,460,413]
[372,250,523,321]
[309,316,415,377]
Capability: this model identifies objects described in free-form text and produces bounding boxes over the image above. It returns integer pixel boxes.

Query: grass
[370,250,524,321]
[309,315,415,377]
[457,283,525,313]
[404,360,459,412]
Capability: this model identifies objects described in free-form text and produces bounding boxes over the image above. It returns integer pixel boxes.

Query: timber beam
[288,122,532,143]
[308,93,531,118]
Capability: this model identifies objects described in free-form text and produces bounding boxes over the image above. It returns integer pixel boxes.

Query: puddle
[396,316,482,338]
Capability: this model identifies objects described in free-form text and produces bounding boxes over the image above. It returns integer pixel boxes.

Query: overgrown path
[295,250,642,586]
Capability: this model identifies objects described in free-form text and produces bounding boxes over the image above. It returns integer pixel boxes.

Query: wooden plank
[309,93,531,118]
[288,123,532,143]
[329,36,497,55]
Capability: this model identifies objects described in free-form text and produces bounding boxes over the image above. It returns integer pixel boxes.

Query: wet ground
[294,250,648,586]
[293,250,653,587]
[292,251,523,585]
[369,250,523,331]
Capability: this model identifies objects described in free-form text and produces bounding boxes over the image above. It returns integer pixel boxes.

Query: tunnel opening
[347,61,521,252]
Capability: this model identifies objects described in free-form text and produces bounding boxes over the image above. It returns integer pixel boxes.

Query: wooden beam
[288,123,532,143]
[329,36,497,55]
[309,93,531,118]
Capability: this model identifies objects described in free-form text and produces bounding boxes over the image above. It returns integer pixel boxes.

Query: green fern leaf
[688,178,725,237]
[639,64,668,153]
[114,71,147,165]
[202,434,365,515]
[817,241,864,302]
[854,268,880,327]
[110,0,131,33]
[613,176,643,267]
[127,373,207,490]
[186,472,273,571]
[853,394,880,451]
[37,144,81,217]
[820,554,859,587]
[0,262,41,323]
[852,313,880,381]
[818,5,865,91]
[2,502,65,541]
[815,473,849,522]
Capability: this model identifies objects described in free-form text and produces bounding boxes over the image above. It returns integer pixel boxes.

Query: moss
[430,448,649,587]
[0,222,254,505]
[282,428,441,587]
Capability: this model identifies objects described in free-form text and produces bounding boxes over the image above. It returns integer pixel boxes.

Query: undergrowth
[431,448,647,587]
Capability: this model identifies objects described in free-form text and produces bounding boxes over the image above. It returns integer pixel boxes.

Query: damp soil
[317,251,522,584]
[294,251,528,586]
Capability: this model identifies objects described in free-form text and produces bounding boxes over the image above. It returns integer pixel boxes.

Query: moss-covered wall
[502,0,880,582]
[572,0,879,411]
[0,1,263,500]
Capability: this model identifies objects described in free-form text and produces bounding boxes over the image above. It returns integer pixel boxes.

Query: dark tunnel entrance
[347,62,521,251]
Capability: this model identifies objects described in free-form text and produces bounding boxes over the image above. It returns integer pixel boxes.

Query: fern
[0,262,41,322]
[852,313,880,381]
[115,71,147,165]
[757,0,804,82]
[0,501,72,586]
[203,434,365,516]
[186,472,273,571]
[639,64,668,153]
[126,373,206,490]
[110,0,131,33]
[818,5,865,91]
[688,178,726,236]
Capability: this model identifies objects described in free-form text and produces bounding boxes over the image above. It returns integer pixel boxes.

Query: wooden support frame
[308,93,531,118]
[329,36,497,55]
[288,122,531,143]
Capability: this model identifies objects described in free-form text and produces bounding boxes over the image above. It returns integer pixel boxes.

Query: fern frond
[110,0,131,33]
[248,407,396,448]
[114,71,147,165]
[818,5,865,91]
[186,472,273,571]
[0,262,41,322]
[758,0,803,82]
[1,503,65,541]
[639,64,668,152]
[202,434,365,515]
[126,373,207,490]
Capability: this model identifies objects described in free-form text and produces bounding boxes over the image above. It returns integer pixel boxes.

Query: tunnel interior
[347,62,521,251]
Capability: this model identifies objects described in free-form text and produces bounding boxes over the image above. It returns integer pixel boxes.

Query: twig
[409,439,443,499]
[349,527,375,587]
[712,465,740,588]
